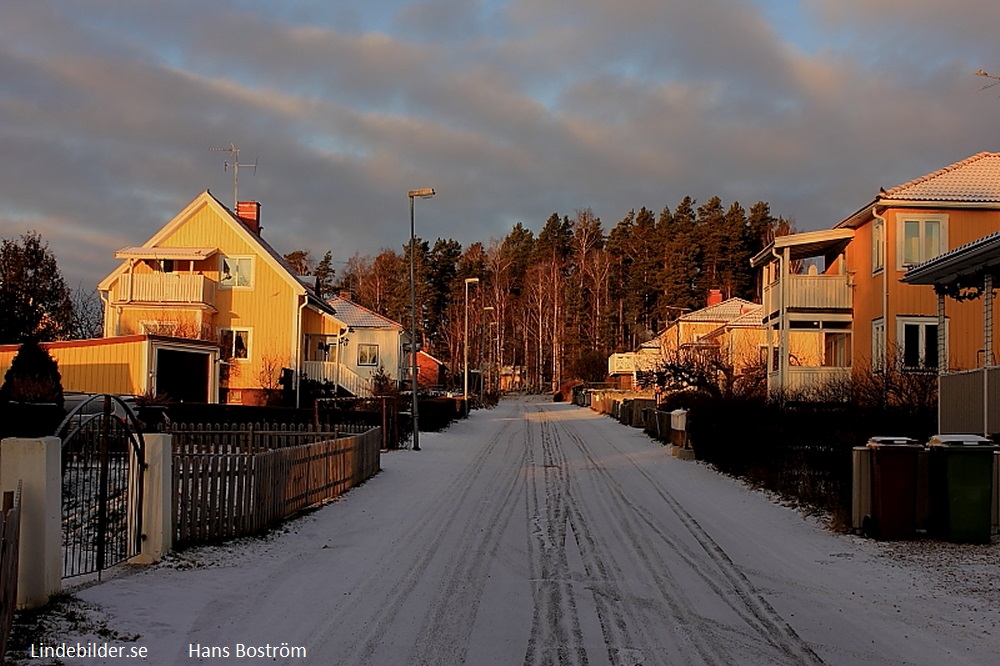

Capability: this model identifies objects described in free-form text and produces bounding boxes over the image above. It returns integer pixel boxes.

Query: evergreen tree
[314,251,336,300]
[425,238,463,354]
[658,197,701,315]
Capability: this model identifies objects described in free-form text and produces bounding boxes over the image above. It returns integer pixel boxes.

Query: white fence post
[131,434,173,564]
[0,436,61,609]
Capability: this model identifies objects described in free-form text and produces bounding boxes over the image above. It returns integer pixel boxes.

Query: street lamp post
[463,277,480,410]
[482,306,495,402]
[408,187,435,451]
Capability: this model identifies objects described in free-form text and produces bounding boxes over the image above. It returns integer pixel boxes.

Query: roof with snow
[327,297,403,329]
[679,297,757,323]
[701,304,764,340]
[839,152,1000,228]
[879,152,1000,203]
[639,298,760,350]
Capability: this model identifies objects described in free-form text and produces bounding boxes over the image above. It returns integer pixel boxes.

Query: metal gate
[56,395,145,579]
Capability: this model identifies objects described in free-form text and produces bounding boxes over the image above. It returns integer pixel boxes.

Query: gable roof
[98,190,335,316]
[679,297,757,323]
[639,298,759,350]
[327,297,403,329]
[701,304,763,340]
[839,152,1000,228]
[880,152,1000,203]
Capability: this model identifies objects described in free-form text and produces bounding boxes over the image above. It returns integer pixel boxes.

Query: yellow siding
[788,331,825,367]
[116,308,205,337]
[0,339,148,396]
[718,327,765,369]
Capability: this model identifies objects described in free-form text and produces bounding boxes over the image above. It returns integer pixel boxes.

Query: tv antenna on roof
[210,142,257,208]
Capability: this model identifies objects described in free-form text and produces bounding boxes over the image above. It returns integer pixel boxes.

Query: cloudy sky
[3,0,1000,290]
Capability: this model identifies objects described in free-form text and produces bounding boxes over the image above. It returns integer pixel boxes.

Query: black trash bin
[927,434,997,544]
[865,436,923,540]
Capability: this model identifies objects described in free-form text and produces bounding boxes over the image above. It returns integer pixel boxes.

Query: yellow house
[631,295,764,378]
[98,191,387,405]
[753,152,1000,395]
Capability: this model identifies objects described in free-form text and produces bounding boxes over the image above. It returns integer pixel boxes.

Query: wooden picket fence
[0,482,23,661]
[171,426,380,547]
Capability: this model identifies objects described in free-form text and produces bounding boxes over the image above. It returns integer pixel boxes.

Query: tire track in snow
[404,410,530,665]
[331,409,522,664]
[539,405,731,665]
[522,405,591,666]
[557,405,825,665]
[278,404,523,664]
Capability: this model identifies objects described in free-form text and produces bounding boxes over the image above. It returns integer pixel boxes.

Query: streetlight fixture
[464,277,480,410]
[408,187,435,451]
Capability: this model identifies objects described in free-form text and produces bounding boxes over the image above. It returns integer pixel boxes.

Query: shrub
[0,339,66,437]
[658,368,937,529]
[0,339,64,406]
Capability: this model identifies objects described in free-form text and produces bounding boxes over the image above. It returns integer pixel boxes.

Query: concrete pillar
[0,437,61,609]
[130,434,172,564]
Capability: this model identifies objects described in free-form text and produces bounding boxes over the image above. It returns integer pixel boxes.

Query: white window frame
[220,327,252,362]
[896,213,947,270]
[871,217,884,274]
[872,318,886,371]
[219,255,254,290]
[357,343,379,367]
[896,316,945,372]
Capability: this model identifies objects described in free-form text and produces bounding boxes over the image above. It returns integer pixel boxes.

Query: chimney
[236,201,262,235]
[707,289,723,306]
[339,290,353,301]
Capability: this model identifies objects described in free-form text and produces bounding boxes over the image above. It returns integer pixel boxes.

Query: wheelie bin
[927,434,997,544]
[864,437,923,540]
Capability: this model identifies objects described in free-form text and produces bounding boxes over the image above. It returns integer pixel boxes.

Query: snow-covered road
[59,397,998,665]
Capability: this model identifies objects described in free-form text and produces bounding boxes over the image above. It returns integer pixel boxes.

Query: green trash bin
[927,434,997,544]
[865,437,923,540]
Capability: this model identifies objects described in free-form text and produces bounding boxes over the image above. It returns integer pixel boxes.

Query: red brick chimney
[707,289,723,306]
[339,290,353,301]
[236,201,262,235]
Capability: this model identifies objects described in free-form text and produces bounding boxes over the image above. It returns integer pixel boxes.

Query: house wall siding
[0,338,148,396]
[847,207,1000,373]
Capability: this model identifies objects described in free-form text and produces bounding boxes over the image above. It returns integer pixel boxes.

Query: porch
[302,360,373,397]
[769,366,852,395]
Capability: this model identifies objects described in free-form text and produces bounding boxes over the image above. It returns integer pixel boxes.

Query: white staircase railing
[302,361,372,397]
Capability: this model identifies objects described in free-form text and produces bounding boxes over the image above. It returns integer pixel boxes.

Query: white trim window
[358,343,379,367]
[220,255,254,289]
[897,214,946,269]
[872,318,886,371]
[897,317,940,371]
[871,217,884,274]
[220,327,251,361]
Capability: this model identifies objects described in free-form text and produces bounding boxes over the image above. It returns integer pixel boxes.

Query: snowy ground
[12,396,1000,665]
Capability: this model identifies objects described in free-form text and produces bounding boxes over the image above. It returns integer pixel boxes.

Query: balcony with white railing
[113,273,216,307]
[763,274,852,313]
[769,366,852,395]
